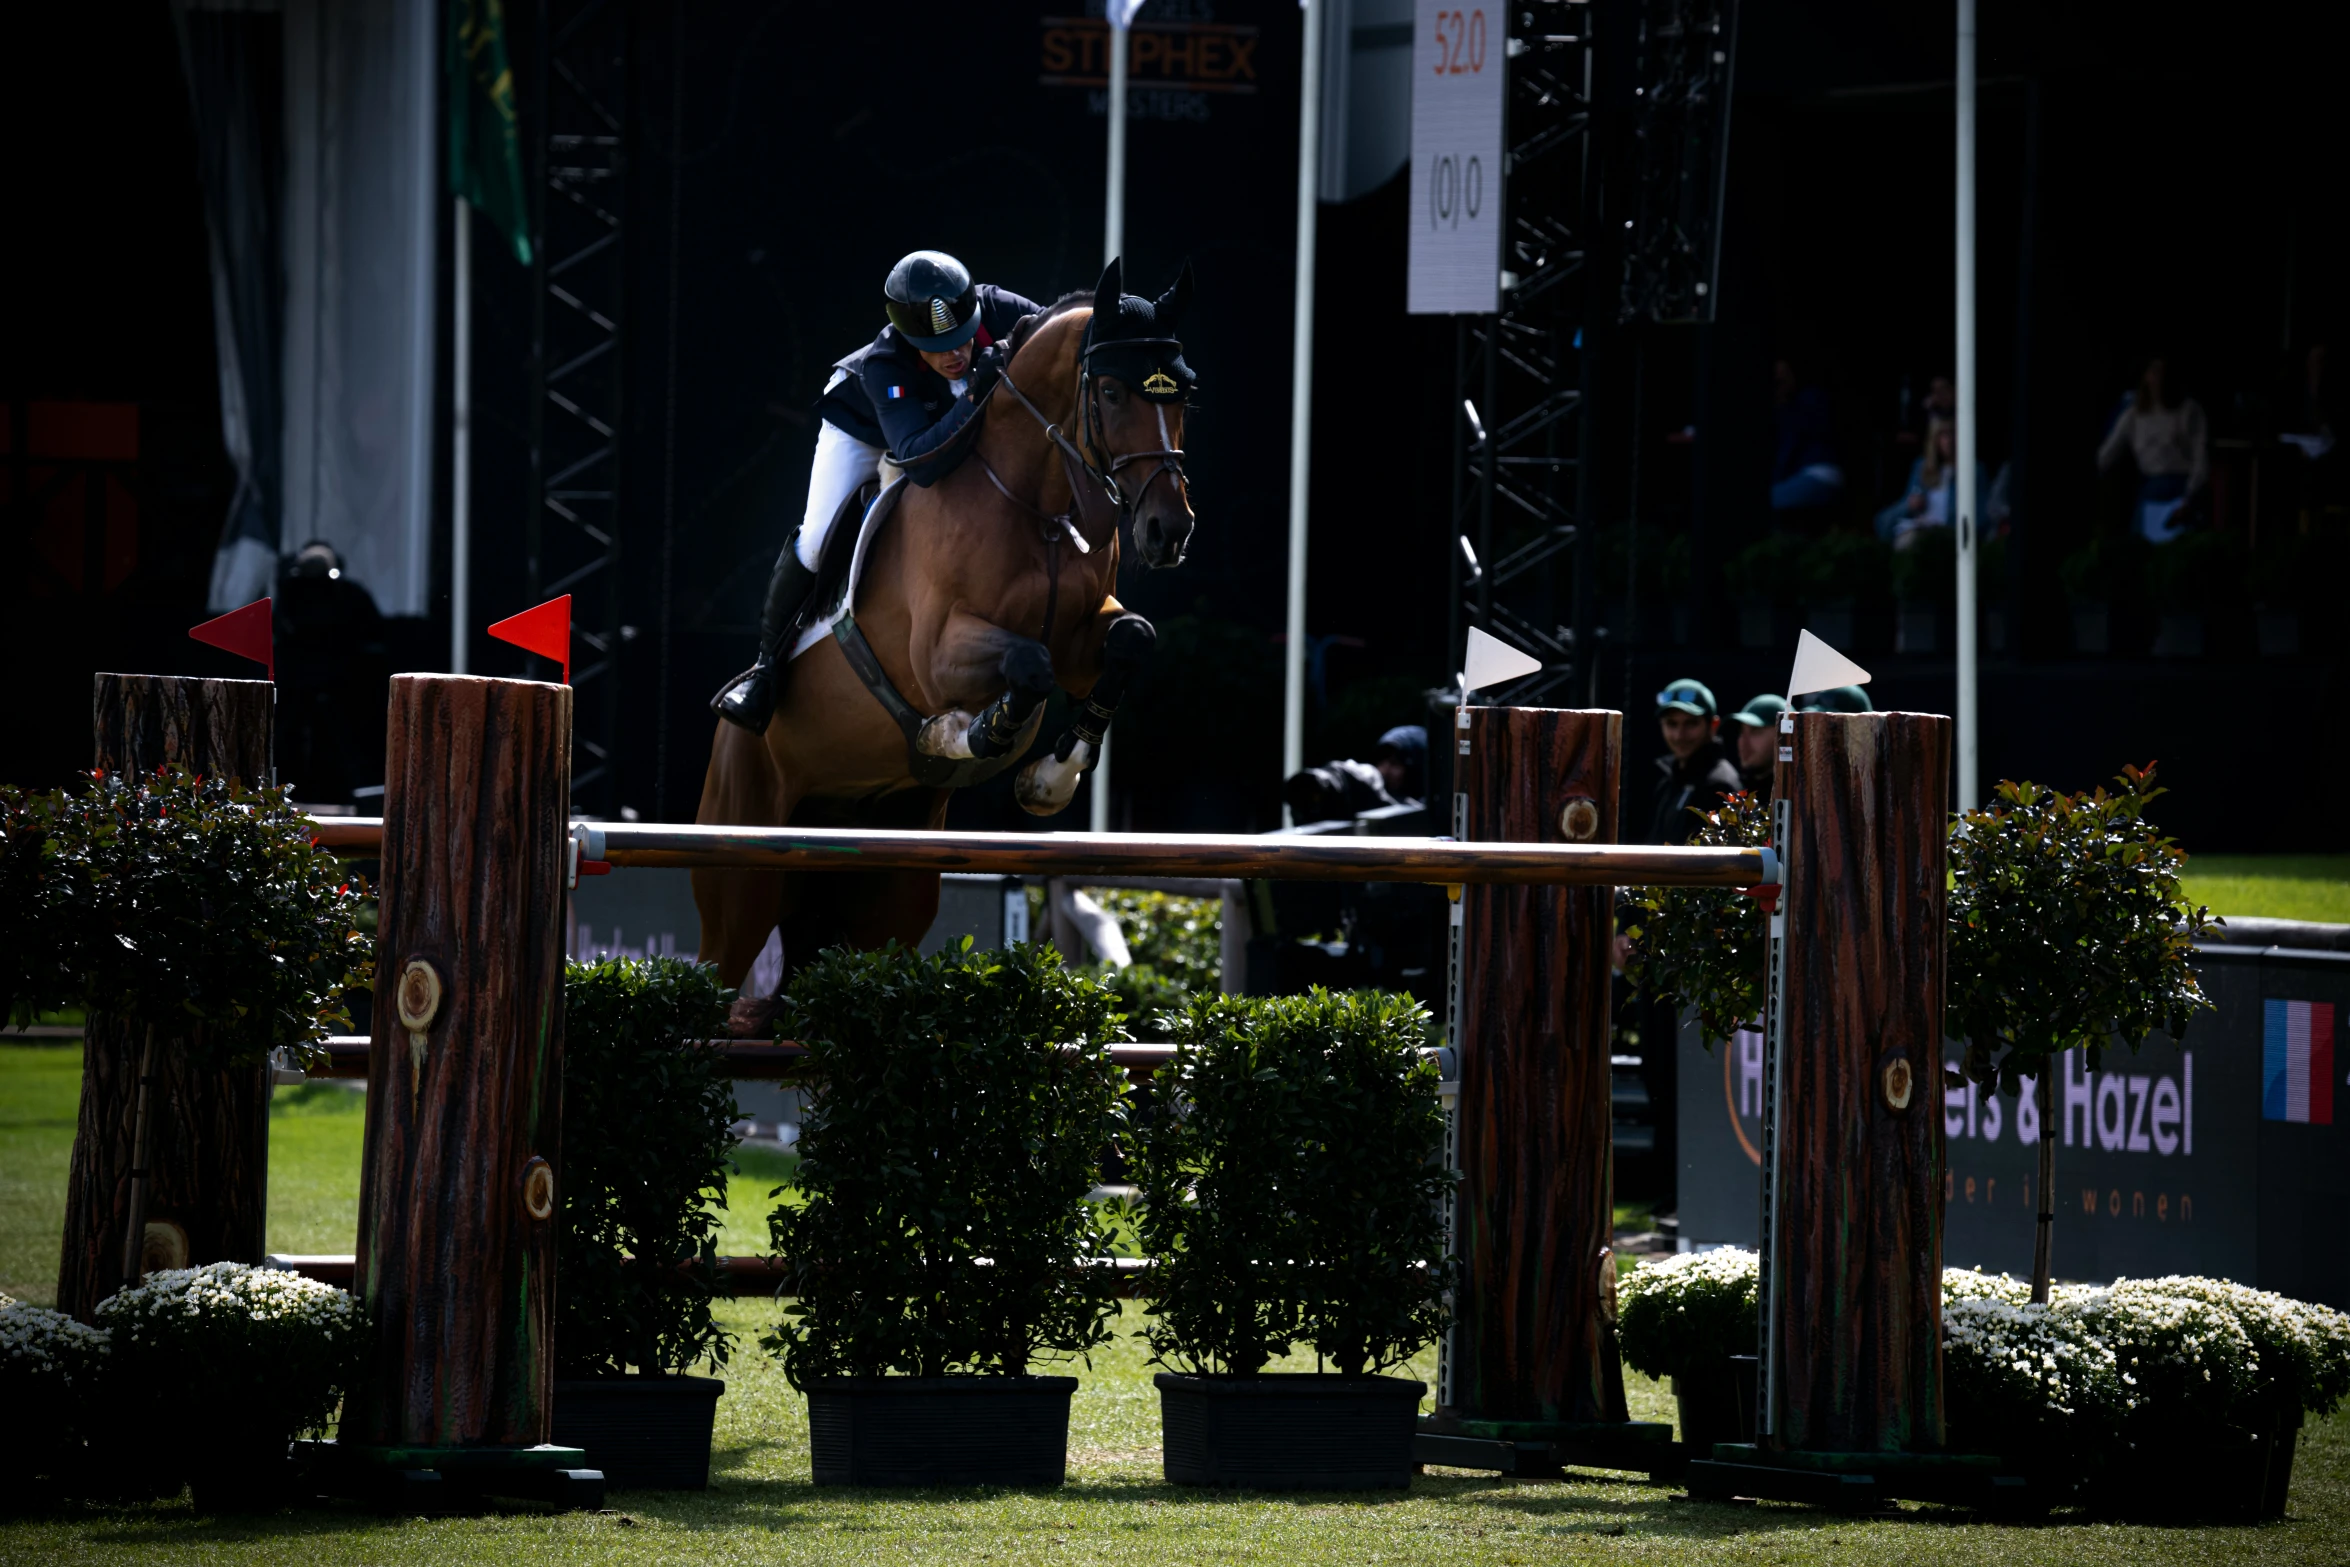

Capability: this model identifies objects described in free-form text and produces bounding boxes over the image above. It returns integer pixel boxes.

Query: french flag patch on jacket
[2263,998,2336,1124]
[886,384,904,400]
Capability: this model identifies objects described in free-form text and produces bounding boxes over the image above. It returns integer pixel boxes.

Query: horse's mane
[1006,290,1094,357]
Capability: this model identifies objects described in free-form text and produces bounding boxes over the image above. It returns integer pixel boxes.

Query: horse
[692,259,1197,1012]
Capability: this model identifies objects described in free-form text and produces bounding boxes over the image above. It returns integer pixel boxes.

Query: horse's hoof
[916,710,976,759]
[727,995,777,1038]
[1015,739,1092,816]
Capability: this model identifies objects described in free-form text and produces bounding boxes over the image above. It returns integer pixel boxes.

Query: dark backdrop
[5,0,2343,851]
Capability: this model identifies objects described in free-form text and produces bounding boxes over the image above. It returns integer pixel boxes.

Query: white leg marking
[916,709,977,759]
[1015,738,1094,816]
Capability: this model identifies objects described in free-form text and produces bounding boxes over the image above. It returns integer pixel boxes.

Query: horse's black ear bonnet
[1082,257,1195,403]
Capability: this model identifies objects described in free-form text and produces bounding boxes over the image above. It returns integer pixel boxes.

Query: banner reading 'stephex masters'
[1678,944,2350,1309]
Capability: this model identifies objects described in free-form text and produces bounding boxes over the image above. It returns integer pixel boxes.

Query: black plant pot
[1156,1372,1424,1490]
[553,1374,725,1490]
[1672,1357,1755,1455]
[187,1435,295,1514]
[805,1376,1076,1487]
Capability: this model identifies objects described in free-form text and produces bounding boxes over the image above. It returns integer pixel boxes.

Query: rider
[713,250,1045,732]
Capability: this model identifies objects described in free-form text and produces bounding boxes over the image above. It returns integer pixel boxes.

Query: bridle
[968,310,1190,644]
[987,317,1189,546]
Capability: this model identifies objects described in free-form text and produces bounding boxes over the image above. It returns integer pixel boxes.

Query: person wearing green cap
[1794,684,1874,714]
[1726,693,1789,799]
[1645,678,1744,844]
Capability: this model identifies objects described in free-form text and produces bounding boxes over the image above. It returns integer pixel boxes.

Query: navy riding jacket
[815,283,1044,486]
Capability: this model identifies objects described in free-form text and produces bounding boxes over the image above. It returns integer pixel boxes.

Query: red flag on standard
[189,598,275,681]
[488,595,573,685]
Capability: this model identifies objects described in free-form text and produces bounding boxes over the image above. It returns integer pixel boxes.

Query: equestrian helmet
[884,250,982,351]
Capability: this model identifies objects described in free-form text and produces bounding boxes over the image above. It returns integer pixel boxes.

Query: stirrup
[711,661,777,734]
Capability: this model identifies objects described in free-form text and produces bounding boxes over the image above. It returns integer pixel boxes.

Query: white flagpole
[1954,0,1979,810]
[451,195,472,674]
[1094,5,1133,834]
[1283,0,1323,818]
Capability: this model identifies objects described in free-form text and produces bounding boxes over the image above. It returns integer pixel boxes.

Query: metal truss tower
[1449,0,1610,707]
[1445,0,1737,702]
[529,0,628,813]
[1620,0,1738,326]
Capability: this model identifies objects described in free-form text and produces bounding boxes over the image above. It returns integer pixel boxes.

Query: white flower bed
[1616,1248,1757,1381]
[95,1261,368,1447]
[1,1297,112,1393]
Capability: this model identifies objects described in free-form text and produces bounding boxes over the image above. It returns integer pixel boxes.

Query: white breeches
[800,401,885,571]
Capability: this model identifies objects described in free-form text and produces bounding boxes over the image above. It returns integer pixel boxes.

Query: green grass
[0,1043,81,1304]
[2181,854,2350,925]
[10,1044,2350,1561]
[0,1300,2343,1563]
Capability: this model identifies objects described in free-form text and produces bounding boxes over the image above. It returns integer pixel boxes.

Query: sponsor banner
[1677,945,2350,1307]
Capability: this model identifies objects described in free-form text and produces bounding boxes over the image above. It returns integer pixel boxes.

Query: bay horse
[692,259,1196,1007]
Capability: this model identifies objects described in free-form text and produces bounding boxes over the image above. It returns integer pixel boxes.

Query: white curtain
[277,0,439,617]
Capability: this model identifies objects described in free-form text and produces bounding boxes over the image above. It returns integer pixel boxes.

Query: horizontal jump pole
[308,1038,1180,1083]
[307,817,1766,887]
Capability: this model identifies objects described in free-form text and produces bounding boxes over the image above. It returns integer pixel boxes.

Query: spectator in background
[1370,725,1428,804]
[1771,357,1846,520]
[2098,355,2208,544]
[276,540,389,804]
[1794,684,1873,714]
[1876,418,1990,549]
[1726,693,1787,799]
[1646,679,1743,844]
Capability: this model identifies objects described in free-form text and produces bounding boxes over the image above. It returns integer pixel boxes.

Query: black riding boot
[712,542,821,733]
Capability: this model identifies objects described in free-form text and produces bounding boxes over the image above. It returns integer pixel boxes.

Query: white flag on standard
[1786,629,1873,702]
[1461,625,1543,695]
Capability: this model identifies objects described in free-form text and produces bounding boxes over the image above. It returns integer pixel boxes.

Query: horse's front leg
[1017,611,1154,817]
[913,608,1056,762]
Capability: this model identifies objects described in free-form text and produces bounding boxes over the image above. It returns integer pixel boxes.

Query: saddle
[785,474,1043,791]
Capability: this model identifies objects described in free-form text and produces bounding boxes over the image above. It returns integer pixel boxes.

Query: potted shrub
[553,956,738,1489]
[2057,538,2123,654]
[1889,525,1954,653]
[1796,532,1890,651]
[2247,532,2345,657]
[1622,792,1772,1047]
[2144,527,2244,657]
[1137,989,1450,1490]
[1947,764,2217,1301]
[1616,1249,1759,1454]
[0,1295,112,1496]
[1726,535,1809,649]
[97,1262,367,1511]
[0,770,369,1304]
[764,940,1127,1486]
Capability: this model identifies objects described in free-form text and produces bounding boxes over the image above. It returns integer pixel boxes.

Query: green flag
[447,0,533,265]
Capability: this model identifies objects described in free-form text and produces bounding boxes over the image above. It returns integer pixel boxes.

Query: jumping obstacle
[1687,710,2011,1510]
[1416,706,1677,1479]
[324,675,602,1507]
[57,674,276,1320]
[297,677,1960,1506]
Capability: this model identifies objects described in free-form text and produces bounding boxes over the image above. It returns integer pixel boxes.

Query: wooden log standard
[344,675,574,1460]
[312,817,1767,889]
[1762,710,1950,1453]
[57,674,274,1319]
[1424,706,1672,1476]
[1689,710,1977,1508]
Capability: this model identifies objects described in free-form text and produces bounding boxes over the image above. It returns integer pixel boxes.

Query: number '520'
[1432,9,1488,75]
